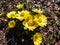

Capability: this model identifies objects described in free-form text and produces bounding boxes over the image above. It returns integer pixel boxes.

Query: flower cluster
[6,4,48,45]
[6,3,47,45]
[7,4,47,31]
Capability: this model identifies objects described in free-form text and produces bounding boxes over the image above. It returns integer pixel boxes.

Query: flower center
[38,19,42,23]
[28,20,34,26]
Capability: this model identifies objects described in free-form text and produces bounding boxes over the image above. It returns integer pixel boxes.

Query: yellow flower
[34,14,47,27]
[21,10,31,20]
[32,9,43,14]
[32,32,42,45]
[16,3,24,9]
[16,11,24,21]
[16,10,32,21]
[7,11,16,19]
[0,13,3,16]
[23,19,38,31]
[8,20,16,28]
